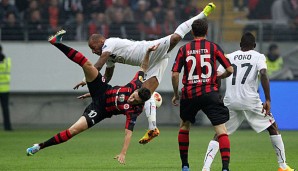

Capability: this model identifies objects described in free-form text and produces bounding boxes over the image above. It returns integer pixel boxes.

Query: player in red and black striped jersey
[26,30,159,164]
[171,19,234,171]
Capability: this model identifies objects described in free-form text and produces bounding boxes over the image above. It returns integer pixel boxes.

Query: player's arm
[171,71,180,106]
[140,43,160,73]
[114,128,132,165]
[94,51,111,71]
[260,69,271,115]
[104,66,115,83]
[217,66,233,79]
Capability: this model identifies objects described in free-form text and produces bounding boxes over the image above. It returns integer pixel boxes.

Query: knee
[180,120,191,130]
[267,123,279,135]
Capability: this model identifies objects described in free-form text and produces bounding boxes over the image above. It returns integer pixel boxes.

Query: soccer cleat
[182,166,190,171]
[26,144,40,156]
[203,2,216,17]
[48,29,66,44]
[138,128,160,144]
[278,166,296,171]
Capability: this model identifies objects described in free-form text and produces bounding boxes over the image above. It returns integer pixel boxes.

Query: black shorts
[82,74,112,128]
[180,91,229,126]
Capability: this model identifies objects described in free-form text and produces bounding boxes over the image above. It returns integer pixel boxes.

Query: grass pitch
[0,127,297,171]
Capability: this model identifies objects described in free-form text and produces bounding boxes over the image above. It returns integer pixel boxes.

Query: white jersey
[218,50,267,110]
[102,36,171,68]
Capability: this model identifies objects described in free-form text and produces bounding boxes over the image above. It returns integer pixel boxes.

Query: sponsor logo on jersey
[118,94,125,102]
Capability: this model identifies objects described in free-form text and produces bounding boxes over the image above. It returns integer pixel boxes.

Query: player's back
[223,50,267,110]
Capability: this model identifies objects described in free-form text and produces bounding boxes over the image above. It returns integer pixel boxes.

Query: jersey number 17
[231,63,252,85]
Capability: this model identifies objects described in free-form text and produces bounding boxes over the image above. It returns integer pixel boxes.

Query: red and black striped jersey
[104,71,144,130]
[172,39,231,99]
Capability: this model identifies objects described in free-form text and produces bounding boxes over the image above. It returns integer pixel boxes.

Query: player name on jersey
[234,54,252,60]
[187,49,209,55]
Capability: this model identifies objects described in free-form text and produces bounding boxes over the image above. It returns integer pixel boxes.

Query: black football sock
[39,129,72,149]
[53,43,87,66]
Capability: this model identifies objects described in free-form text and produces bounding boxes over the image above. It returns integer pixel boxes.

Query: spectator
[138,10,161,40]
[1,12,24,41]
[88,12,109,38]
[271,0,295,41]
[233,0,248,12]
[0,0,20,25]
[0,45,12,131]
[266,44,283,76]
[15,0,29,18]
[162,10,178,36]
[27,9,48,40]
[181,0,200,21]
[62,0,83,20]
[105,0,134,24]
[64,12,88,41]
[82,0,106,20]
[134,0,148,22]
[165,0,182,22]
[24,0,39,21]
[44,0,64,33]
[149,0,164,24]
[109,10,139,40]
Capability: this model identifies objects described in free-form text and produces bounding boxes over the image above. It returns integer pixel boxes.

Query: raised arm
[140,43,160,73]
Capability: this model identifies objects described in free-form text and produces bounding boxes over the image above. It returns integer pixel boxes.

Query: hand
[73,81,86,90]
[172,94,180,106]
[147,43,160,52]
[262,100,271,117]
[114,153,126,164]
[77,93,91,99]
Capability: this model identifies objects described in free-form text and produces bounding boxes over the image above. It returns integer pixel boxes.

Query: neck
[241,48,253,51]
[194,36,206,40]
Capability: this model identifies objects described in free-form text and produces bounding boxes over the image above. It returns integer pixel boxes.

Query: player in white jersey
[73,3,216,144]
[201,33,295,171]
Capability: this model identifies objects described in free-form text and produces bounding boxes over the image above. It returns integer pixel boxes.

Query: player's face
[89,41,102,56]
[127,90,143,105]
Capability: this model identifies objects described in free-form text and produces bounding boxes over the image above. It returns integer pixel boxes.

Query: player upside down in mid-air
[201,32,296,171]
[73,3,216,144]
[26,31,159,164]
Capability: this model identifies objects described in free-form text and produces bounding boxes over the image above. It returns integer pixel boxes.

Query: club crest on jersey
[102,76,106,82]
[118,94,125,102]
[124,104,130,109]
[138,76,143,81]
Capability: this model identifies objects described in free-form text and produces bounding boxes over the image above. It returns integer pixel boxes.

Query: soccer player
[73,3,216,144]
[26,30,157,164]
[201,33,296,171]
[171,19,234,171]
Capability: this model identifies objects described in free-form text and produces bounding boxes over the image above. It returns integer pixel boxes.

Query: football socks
[178,129,190,168]
[270,135,287,169]
[218,134,230,170]
[144,96,157,130]
[203,140,219,170]
[39,129,72,149]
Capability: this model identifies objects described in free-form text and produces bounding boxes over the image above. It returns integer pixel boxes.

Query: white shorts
[226,103,275,134]
[145,35,171,83]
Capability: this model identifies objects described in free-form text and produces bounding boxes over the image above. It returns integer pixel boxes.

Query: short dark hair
[269,44,278,52]
[138,87,151,102]
[240,32,256,48]
[191,19,208,37]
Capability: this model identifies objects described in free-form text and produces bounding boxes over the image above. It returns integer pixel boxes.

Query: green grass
[0,127,297,171]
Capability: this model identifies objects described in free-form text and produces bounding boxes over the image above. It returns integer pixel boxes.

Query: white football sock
[270,135,287,169]
[144,96,157,130]
[174,11,206,38]
[202,140,219,170]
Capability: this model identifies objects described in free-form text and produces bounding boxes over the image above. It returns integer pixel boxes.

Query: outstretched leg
[26,116,89,156]
[178,121,191,171]
[168,3,216,52]
[48,30,98,82]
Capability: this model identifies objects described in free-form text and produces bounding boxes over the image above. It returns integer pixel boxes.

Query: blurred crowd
[0,0,202,41]
[241,0,298,41]
[1,0,297,42]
